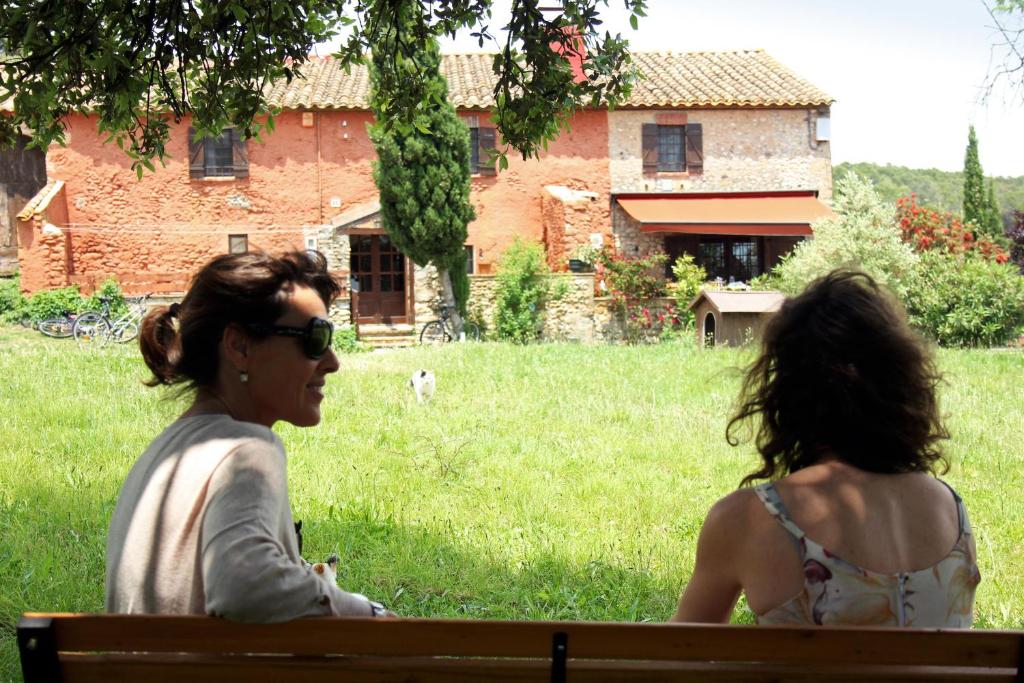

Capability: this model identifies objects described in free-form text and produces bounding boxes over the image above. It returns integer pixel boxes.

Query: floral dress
[754,482,980,627]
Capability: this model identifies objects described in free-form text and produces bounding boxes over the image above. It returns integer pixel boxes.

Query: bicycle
[37,311,78,339]
[418,304,481,344]
[73,293,152,348]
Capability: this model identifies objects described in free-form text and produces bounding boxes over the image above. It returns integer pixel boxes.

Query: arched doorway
[703,311,716,348]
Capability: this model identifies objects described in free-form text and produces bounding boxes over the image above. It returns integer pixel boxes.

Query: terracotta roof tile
[1,50,830,115]
[264,49,832,111]
[627,50,831,107]
[17,180,64,220]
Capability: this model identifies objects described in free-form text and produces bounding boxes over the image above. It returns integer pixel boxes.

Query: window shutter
[642,123,658,173]
[188,128,204,179]
[478,127,497,176]
[231,128,249,178]
[685,123,703,175]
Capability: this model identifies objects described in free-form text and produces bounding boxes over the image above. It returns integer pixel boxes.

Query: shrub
[0,275,25,321]
[332,325,368,353]
[494,239,557,344]
[1008,210,1024,274]
[597,249,668,301]
[21,286,85,323]
[895,194,1009,263]
[85,278,128,318]
[772,174,919,299]
[593,249,678,344]
[668,254,706,327]
[906,251,1024,347]
[465,303,490,341]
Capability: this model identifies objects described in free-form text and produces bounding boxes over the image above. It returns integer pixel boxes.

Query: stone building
[11,49,833,341]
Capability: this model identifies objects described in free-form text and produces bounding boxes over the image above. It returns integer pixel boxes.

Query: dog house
[688,290,785,348]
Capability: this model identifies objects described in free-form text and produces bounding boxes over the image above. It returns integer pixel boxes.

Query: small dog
[409,369,435,403]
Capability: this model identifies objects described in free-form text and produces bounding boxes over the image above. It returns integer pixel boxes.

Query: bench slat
[56,653,1019,683]
[26,614,1021,669]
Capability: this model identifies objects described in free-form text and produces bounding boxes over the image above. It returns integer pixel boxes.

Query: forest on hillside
[834,162,1024,225]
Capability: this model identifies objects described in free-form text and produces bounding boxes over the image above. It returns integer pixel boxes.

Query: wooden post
[17,615,60,683]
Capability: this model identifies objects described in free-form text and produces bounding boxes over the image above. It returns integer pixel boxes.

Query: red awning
[617,193,834,236]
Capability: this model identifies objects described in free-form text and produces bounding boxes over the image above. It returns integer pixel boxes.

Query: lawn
[1,327,1022,679]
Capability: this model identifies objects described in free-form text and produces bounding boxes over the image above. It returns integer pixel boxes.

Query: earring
[239,371,249,383]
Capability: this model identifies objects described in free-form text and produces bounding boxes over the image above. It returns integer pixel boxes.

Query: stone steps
[357,323,418,349]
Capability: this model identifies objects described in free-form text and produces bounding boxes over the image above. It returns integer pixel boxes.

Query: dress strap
[753,482,807,540]
[935,478,970,537]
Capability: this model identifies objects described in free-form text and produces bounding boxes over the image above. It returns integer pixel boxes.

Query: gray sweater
[105,414,373,621]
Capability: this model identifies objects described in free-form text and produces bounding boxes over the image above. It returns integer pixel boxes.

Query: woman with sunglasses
[106,251,392,621]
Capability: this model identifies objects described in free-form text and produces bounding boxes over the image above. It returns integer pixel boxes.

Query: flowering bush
[593,249,684,343]
[596,249,668,301]
[895,194,1009,264]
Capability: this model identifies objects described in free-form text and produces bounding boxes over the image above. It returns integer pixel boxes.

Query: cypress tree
[368,7,476,331]
[984,178,1004,239]
[962,125,987,231]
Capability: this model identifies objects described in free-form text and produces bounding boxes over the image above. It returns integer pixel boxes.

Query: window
[228,234,248,254]
[467,121,496,176]
[188,127,249,179]
[697,237,760,283]
[657,125,685,172]
[465,245,475,274]
[204,132,234,177]
[642,122,703,175]
[469,127,480,172]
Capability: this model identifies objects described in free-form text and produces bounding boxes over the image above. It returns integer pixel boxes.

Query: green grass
[1,327,1022,679]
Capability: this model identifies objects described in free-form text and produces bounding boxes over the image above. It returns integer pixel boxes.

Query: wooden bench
[18,613,1024,682]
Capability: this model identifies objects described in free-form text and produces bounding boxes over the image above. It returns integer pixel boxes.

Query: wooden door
[350,234,408,324]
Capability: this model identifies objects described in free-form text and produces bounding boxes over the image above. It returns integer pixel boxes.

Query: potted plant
[567,244,601,273]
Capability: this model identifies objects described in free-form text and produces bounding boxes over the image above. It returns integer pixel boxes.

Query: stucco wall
[29,108,613,293]
[466,110,611,273]
[44,112,324,291]
[608,109,832,201]
[17,183,71,292]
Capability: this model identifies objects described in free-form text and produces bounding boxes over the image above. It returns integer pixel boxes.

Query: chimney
[541,6,588,84]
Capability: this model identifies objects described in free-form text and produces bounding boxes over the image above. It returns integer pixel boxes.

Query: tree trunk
[438,268,465,340]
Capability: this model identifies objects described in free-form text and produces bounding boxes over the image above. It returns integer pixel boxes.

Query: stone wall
[467,273,611,343]
[540,185,610,271]
[608,109,832,201]
[610,204,666,259]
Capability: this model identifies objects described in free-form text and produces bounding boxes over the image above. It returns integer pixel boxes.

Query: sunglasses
[246,317,334,359]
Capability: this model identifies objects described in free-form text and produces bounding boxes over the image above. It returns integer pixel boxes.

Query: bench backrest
[18,613,1024,683]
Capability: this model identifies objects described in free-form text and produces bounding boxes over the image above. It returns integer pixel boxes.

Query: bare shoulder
[703,488,764,536]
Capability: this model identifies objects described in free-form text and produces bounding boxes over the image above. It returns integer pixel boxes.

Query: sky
[419,0,1024,177]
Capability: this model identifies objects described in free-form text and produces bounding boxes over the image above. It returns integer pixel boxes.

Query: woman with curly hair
[672,270,980,627]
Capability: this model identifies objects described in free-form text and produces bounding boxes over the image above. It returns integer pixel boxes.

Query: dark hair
[728,270,948,486]
[139,250,341,389]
